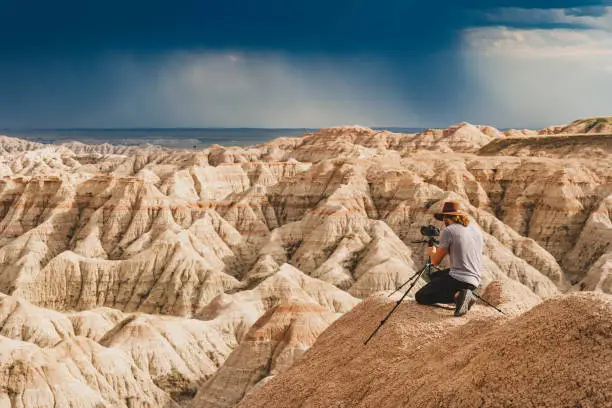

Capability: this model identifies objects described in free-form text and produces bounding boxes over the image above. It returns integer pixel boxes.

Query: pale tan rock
[219,185,278,248]
[282,123,499,160]
[575,253,612,293]
[478,278,541,314]
[60,140,167,155]
[197,263,359,344]
[0,335,178,408]
[97,313,233,400]
[0,295,179,407]
[0,293,240,405]
[190,301,339,408]
[565,194,612,284]
[0,294,74,347]
[0,135,46,154]
[68,307,126,341]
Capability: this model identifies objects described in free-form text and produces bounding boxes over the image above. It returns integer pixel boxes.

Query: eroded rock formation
[0,116,609,406]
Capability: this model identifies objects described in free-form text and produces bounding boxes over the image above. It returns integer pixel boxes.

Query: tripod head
[411,237,439,247]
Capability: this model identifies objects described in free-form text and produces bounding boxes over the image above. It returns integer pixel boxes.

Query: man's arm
[427,246,448,266]
[428,227,451,266]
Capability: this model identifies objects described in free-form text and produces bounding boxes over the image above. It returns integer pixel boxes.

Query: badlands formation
[0,116,610,407]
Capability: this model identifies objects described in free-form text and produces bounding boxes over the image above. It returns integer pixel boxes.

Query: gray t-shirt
[438,220,483,287]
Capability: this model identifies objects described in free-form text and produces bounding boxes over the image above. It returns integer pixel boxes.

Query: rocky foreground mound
[237,291,612,408]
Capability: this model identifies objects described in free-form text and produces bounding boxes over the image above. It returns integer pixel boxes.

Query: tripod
[364,256,436,345]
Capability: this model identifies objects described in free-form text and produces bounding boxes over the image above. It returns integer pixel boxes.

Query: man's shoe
[468,292,477,310]
[454,289,476,317]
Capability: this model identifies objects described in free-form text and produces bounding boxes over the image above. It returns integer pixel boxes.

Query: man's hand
[427,246,437,258]
[427,245,448,266]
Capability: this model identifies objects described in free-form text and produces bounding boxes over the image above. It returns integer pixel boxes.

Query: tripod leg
[473,292,505,315]
[388,268,422,298]
[365,262,429,345]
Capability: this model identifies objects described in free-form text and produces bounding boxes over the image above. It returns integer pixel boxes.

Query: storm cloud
[1,0,610,128]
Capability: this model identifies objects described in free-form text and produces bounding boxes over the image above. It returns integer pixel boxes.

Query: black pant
[415,269,476,305]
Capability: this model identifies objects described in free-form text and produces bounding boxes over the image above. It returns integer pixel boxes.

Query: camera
[411,225,440,247]
[420,225,440,238]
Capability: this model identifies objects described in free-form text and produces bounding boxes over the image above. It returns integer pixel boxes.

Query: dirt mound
[416,292,612,407]
[238,292,612,408]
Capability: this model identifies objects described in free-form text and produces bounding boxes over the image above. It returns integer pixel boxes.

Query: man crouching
[415,201,483,316]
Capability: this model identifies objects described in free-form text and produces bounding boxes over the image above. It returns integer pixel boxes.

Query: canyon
[0,116,610,407]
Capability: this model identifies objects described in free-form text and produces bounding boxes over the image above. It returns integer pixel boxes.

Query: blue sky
[0,1,611,128]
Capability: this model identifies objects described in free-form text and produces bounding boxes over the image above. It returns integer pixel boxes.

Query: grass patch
[154,369,197,403]
[478,133,612,156]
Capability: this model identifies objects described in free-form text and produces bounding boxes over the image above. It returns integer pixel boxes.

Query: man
[415,201,483,316]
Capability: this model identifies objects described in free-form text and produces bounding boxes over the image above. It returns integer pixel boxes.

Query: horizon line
[0,126,429,131]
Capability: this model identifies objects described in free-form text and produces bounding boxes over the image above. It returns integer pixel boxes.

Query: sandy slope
[237,290,612,408]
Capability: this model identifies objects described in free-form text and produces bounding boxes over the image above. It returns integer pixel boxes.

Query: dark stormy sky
[1,1,611,128]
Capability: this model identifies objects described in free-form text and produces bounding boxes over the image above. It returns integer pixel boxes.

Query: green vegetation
[244,273,273,290]
[589,118,612,132]
[567,117,612,133]
[153,369,196,403]
[478,133,612,156]
[258,365,270,381]
[282,240,302,258]
[345,251,362,272]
